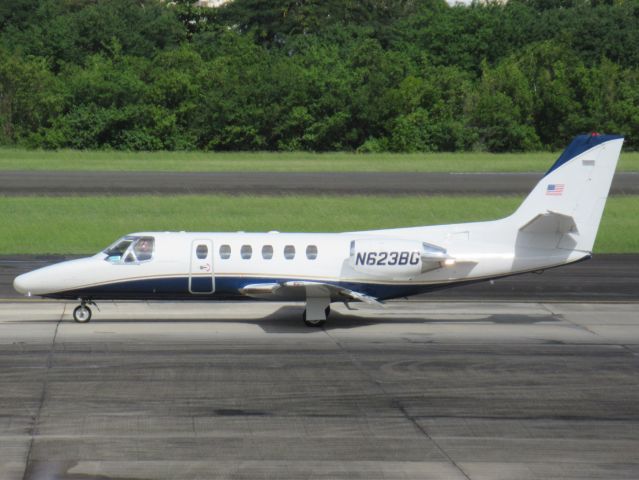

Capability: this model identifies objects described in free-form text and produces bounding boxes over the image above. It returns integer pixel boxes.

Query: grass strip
[2,195,637,254]
[1,148,638,173]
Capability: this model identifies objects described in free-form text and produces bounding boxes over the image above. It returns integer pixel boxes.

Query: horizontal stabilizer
[519,211,578,235]
[421,242,452,262]
[421,252,453,262]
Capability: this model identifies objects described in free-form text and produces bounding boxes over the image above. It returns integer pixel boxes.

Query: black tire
[73,305,92,323]
[302,308,326,328]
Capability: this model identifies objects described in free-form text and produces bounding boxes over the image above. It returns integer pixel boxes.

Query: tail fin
[510,133,624,253]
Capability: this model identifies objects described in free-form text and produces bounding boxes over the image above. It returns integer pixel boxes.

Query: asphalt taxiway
[3,170,638,195]
[1,300,638,479]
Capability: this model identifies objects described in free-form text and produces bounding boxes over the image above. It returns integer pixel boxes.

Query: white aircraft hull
[14,134,624,325]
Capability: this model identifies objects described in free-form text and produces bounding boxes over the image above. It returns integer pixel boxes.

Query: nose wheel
[73,305,91,323]
[73,300,95,323]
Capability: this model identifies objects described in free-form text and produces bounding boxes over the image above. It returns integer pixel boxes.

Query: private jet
[14,134,623,326]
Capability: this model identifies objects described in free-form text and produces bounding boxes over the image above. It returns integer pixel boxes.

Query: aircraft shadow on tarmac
[12,304,559,334]
[257,306,558,333]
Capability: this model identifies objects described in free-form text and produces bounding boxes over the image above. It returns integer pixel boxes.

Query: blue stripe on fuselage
[42,275,447,301]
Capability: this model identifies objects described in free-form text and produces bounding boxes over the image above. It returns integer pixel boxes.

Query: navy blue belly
[43,275,449,301]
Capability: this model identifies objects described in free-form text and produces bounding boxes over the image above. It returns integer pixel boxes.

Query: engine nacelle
[349,238,447,278]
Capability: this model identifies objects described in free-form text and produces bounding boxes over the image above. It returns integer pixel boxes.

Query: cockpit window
[104,238,133,262]
[133,237,155,261]
[104,236,155,264]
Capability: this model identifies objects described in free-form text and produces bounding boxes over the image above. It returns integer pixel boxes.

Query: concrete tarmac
[2,170,638,195]
[1,301,638,479]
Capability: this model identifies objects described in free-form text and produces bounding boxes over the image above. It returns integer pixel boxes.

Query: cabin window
[262,245,273,260]
[196,244,208,259]
[219,244,231,259]
[306,245,318,260]
[284,245,295,260]
[241,245,252,259]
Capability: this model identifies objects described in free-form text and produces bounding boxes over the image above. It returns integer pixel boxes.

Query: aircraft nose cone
[13,273,32,296]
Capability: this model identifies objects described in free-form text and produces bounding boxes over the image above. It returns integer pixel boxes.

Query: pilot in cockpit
[134,238,154,261]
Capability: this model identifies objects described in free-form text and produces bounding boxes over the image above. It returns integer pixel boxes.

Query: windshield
[103,236,155,263]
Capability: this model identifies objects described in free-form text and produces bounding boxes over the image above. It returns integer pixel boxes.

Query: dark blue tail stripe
[544,134,623,177]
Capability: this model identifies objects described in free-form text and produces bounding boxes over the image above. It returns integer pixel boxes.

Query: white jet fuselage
[11,221,587,302]
[13,134,624,324]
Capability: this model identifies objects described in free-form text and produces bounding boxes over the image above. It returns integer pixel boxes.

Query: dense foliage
[1,0,637,152]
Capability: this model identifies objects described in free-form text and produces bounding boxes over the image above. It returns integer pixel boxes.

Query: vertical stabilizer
[510,134,624,253]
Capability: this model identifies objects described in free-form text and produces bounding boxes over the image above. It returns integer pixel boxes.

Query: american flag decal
[546,183,565,196]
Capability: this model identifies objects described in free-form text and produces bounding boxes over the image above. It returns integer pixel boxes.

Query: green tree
[0,49,61,146]
[516,42,582,148]
[1,0,637,151]
[576,59,639,150]
[7,0,185,70]
[469,59,540,151]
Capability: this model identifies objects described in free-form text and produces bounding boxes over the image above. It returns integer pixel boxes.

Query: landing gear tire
[302,306,330,328]
[73,305,92,323]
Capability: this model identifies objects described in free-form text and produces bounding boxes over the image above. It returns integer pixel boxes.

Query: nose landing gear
[73,300,96,323]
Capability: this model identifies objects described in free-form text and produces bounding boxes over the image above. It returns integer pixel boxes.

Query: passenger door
[189,240,215,294]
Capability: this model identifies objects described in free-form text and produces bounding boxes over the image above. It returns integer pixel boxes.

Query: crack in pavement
[322,327,472,480]
[21,304,66,480]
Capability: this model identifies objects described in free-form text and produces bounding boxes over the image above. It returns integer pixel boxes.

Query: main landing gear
[73,299,96,323]
[303,306,331,327]
[302,295,331,327]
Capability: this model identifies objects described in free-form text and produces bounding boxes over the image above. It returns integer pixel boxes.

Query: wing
[239,281,383,306]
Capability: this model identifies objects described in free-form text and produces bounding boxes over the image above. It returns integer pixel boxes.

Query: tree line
[1,0,637,152]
